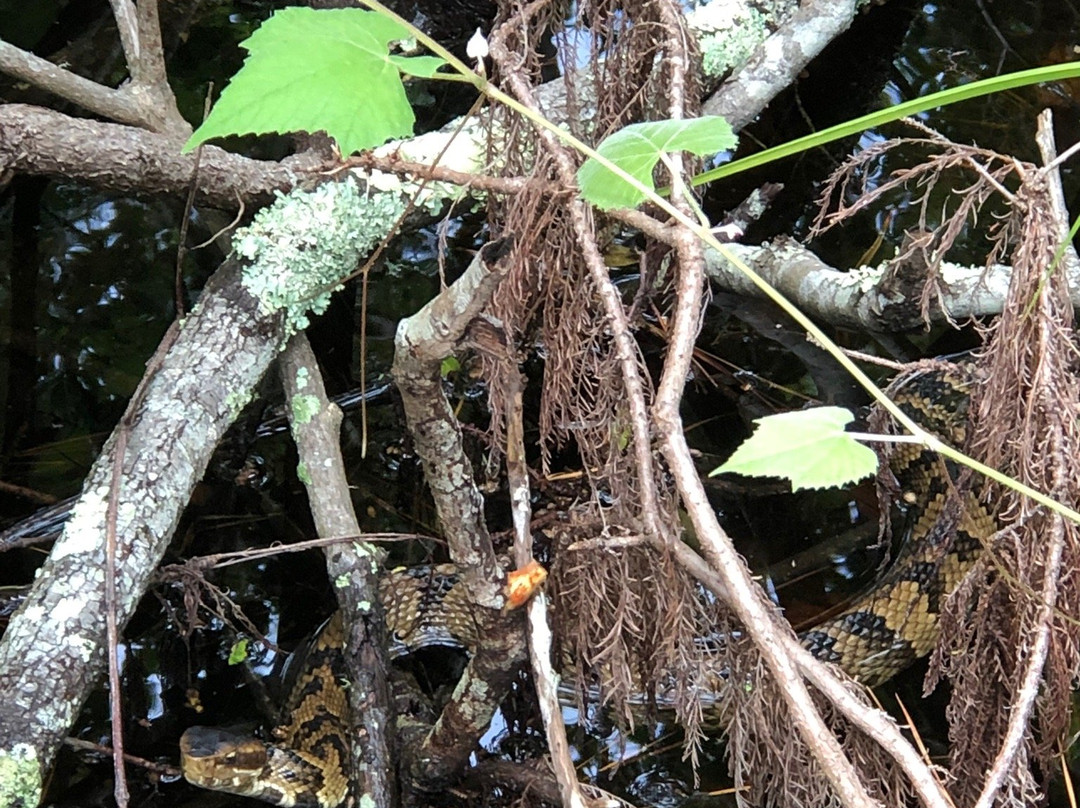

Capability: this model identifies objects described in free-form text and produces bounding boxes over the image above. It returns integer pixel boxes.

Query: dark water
[2,0,1079,805]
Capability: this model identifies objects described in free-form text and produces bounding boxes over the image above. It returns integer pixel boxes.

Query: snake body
[181,364,990,806]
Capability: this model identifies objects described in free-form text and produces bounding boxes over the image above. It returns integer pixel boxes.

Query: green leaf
[711,407,878,492]
[577,117,736,210]
[184,7,446,155]
[227,638,250,666]
[440,356,461,377]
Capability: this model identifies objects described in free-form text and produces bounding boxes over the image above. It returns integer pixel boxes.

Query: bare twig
[486,316,587,808]
[103,321,180,808]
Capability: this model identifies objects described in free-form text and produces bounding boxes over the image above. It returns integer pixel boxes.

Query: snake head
[180,726,270,791]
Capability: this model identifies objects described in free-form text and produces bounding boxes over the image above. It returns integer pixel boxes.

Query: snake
[180,362,992,807]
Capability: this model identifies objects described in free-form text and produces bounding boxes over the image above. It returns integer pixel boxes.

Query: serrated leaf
[227,638,250,666]
[184,7,446,155]
[577,117,736,210]
[711,407,878,492]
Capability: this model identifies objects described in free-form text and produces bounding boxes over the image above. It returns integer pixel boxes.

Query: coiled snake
[180,364,991,806]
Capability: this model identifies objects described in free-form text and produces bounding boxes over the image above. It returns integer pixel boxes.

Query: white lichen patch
[234,180,408,336]
[290,393,321,425]
[838,264,887,293]
[51,494,109,561]
[52,596,85,624]
[67,632,97,663]
[0,743,41,807]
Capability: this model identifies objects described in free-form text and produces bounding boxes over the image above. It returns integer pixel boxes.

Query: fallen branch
[391,238,529,790]
[279,333,396,808]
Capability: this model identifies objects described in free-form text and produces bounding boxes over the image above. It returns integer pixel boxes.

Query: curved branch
[702,239,1079,331]
[0,104,308,209]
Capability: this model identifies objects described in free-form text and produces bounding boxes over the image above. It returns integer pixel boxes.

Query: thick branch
[0,105,306,210]
[0,259,285,807]
[0,179,407,806]
[701,0,859,129]
[702,239,1078,330]
[392,240,513,605]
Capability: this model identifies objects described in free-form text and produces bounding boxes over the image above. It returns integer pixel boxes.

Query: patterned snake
[180,363,991,806]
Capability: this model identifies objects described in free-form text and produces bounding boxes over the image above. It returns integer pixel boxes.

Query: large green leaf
[184,7,446,155]
[577,117,736,210]
[712,407,878,492]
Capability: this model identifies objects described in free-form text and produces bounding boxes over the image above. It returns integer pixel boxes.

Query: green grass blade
[694,61,1080,186]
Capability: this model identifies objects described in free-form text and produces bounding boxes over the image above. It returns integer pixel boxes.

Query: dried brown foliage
[720,645,915,808]
[928,163,1080,806]
[816,124,1080,805]
[482,0,729,755]
[478,5,1079,806]
[810,131,1024,326]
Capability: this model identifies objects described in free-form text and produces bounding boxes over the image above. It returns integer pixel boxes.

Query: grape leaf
[711,407,878,492]
[577,117,736,210]
[184,7,446,155]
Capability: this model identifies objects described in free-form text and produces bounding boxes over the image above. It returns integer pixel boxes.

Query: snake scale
[180,363,993,807]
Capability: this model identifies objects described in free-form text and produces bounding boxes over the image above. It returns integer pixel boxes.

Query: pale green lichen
[294,366,310,391]
[359,793,377,808]
[335,573,351,589]
[291,393,320,425]
[226,389,254,417]
[693,5,770,78]
[0,743,42,808]
[234,180,408,337]
[297,462,311,485]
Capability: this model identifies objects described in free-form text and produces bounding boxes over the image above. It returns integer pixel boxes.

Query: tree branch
[279,334,397,808]
[0,104,307,210]
[391,238,529,790]
[701,0,859,129]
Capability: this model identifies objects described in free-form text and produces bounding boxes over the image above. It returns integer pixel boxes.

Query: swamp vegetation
[3,1,1080,807]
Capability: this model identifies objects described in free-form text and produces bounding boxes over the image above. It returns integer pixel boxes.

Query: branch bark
[700,0,859,129]
[391,238,529,790]
[0,258,284,806]
[279,334,397,808]
[0,177,405,806]
[0,105,308,210]
[702,239,1068,331]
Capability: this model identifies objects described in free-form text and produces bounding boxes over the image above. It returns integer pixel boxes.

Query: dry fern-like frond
[810,133,1032,327]
[928,131,1080,807]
